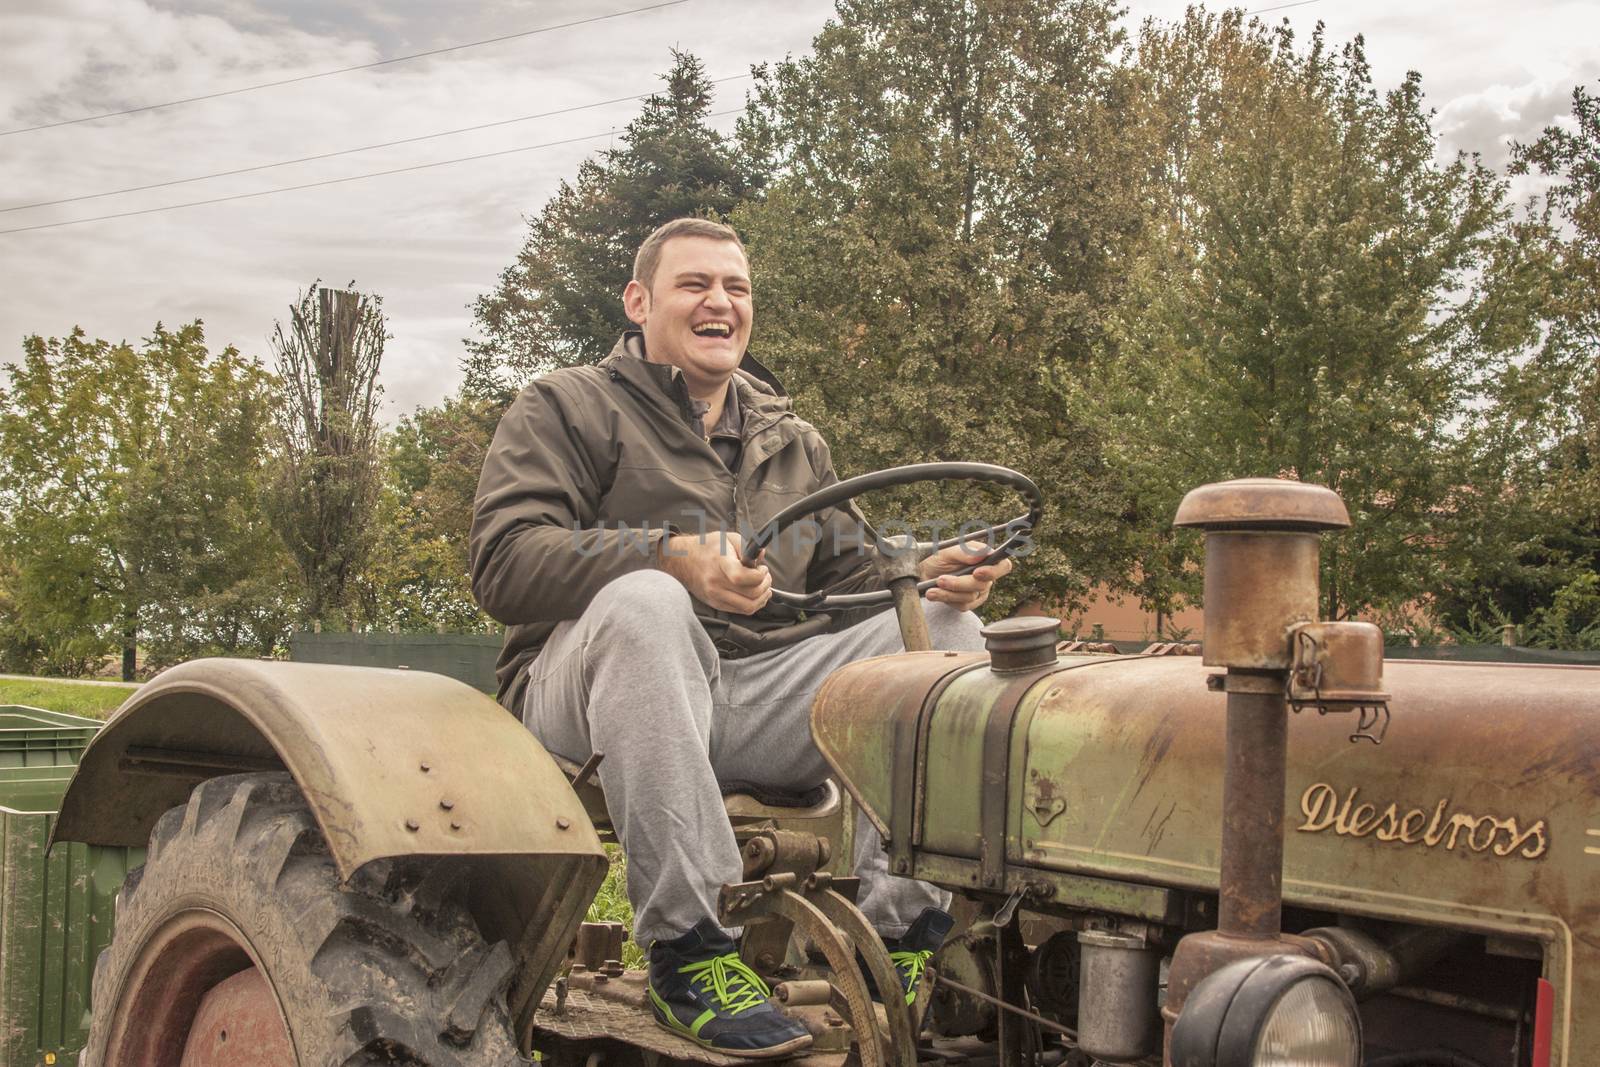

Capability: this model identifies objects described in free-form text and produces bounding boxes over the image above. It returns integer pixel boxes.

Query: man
[471,218,1012,1057]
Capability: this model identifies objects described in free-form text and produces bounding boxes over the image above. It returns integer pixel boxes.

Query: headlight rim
[1172,952,1362,1067]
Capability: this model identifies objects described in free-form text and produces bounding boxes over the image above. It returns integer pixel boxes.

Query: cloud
[2,0,1595,418]
[0,0,806,415]
[1439,74,1599,171]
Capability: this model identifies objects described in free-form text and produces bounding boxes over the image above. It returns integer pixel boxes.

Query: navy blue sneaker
[648,919,813,1058]
[870,907,955,1006]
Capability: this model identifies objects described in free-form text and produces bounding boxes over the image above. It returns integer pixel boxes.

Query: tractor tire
[83,772,526,1067]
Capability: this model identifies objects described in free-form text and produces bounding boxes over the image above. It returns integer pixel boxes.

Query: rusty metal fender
[50,658,606,875]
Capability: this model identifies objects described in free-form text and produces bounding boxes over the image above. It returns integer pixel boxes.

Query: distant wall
[289,632,502,692]
[288,629,1600,693]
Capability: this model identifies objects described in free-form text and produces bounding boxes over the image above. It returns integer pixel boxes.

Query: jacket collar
[602,331,795,432]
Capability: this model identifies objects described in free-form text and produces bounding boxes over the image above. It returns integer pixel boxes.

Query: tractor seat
[550,754,841,829]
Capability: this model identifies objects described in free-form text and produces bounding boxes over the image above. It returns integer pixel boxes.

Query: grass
[0,678,139,719]
[585,844,646,967]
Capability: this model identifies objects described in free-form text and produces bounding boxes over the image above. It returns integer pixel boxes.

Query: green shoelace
[890,948,934,1005]
[679,952,773,1016]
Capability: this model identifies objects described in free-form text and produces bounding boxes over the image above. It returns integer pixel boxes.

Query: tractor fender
[50,657,606,878]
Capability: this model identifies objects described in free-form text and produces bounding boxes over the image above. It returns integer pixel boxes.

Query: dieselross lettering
[1297,782,1549,859]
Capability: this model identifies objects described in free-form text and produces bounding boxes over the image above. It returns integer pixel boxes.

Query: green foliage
[466,51,766,394]
[734,0,1151,615]
[356,395,498,633]
[585,844,646,968]
[1096,13,1508,620]
[266,283,386,631]
[0,323,289,678]
[0,678,138,719]
[1428,84,1600,637]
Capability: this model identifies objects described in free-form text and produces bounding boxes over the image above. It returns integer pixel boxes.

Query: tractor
[48,470,1596,1066]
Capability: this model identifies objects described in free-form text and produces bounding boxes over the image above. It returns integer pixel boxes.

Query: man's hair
[633,217,745,289]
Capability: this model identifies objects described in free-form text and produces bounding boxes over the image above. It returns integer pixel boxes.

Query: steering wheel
[737,462,1043,611]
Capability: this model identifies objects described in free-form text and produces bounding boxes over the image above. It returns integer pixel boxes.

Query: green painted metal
[289,631,502,690]
[0,707,100,770]
[817,651,1600,1065]
[1,721,141,1067]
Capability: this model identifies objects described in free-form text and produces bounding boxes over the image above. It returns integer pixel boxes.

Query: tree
[266,283,386,631]
[1431,83,1600,643]
[1094,13,1508,621]
[465,50,766,395]
[0,323,286,678]
[356,394,497,633]
[732,0,1153,615]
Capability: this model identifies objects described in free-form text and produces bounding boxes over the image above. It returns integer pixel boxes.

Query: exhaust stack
[1160,478,1370,1054]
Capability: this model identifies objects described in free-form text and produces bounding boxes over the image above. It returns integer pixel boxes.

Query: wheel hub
[103,909,295,1067]
[179,966,296,1066]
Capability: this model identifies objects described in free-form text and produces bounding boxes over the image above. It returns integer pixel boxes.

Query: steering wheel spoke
[744,463,1042,613]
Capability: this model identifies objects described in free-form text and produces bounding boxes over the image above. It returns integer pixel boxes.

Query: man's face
[624,236,753,393]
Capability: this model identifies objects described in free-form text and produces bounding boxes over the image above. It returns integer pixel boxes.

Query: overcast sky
[2,0,1596,419]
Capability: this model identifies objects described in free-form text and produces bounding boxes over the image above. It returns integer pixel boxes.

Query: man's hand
[919,540,1014,611]
[657,531,773,615]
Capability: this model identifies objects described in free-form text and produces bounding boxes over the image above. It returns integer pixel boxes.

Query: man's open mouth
[692,322,732,337]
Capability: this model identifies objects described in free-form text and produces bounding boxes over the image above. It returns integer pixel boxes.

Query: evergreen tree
[1097,13,1507,621]
[733,0,1151,614]
[466,51,764,395]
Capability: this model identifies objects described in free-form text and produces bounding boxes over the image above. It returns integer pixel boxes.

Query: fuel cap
[981,616,1061,673]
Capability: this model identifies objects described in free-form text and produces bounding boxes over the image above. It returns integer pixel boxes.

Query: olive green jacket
[471,333,883,710]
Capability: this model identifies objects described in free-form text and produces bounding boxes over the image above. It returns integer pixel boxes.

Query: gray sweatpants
[521,569,985,947]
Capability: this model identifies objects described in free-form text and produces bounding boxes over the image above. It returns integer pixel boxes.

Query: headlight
[1170,954,1361,1067]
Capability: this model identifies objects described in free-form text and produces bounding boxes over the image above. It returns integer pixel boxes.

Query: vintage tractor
[48,471,1596,1066]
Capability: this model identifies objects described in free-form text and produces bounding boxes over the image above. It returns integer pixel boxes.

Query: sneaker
[648,919,814,1059]
[870,907,955,1006]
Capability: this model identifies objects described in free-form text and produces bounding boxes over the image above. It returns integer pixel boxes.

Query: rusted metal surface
[1160,929,1321,1040]
[890,577,933,653]
[980,617,1060,673]
[52,659,606,877]
[1172,477,1350,531]
[1302,924,1461,1000]
[99,911,280,1067]
[1288,620,1389,708]
[178,967,295,1067]
[1161,475,1358,1060]
[978,661,1071,891]
[825,645,1600,1061]
[1142,641,1201,656]
[811,650,987,844]
[879,533,932,653]
[719,875,914,1067]
[1005,655,1596,1063]
[1216,681,1288,938]
[1193,531,1322,668]
[538,969,858,1063]
[1058,640,1120,654]
[571,922,626,973]
[46,658,609,1054]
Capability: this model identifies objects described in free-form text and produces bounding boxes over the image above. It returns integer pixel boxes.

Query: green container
[0,707,101,770]
[0,712,142,1067]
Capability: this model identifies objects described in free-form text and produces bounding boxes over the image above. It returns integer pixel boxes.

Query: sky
[1,0,1596,420]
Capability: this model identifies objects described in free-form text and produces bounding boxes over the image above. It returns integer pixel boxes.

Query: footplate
[533,970,848,1065]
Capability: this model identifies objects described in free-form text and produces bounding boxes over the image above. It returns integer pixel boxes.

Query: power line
[0,75,753,214]
[0,0,692,137]
[0,109,743,237]
[1244,0,1324,14]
